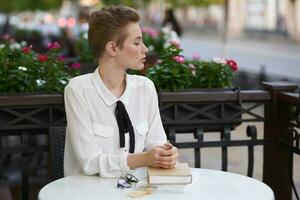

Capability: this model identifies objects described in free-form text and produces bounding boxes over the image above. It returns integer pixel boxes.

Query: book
[147,163,192,185]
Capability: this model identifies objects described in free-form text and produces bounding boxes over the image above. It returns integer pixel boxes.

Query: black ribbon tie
[115,100,135,153]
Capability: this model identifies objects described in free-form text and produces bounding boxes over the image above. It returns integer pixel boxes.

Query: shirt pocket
[92,123,114,153]
[134,120,148,152]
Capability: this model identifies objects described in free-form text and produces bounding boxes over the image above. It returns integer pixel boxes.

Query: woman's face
[116,23,148,70]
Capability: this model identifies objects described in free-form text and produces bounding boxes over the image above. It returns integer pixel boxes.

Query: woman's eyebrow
[134,36,142,41]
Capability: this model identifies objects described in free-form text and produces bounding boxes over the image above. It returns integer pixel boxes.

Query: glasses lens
[117,178,131,188]
[125,174,138,183]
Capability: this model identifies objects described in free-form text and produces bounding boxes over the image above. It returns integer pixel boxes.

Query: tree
[0,0,63,13]
[165,0,224,8]
[0,0,64,34]
[101,0,136,7]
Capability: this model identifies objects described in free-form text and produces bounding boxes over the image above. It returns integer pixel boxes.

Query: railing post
[263,82,297,200]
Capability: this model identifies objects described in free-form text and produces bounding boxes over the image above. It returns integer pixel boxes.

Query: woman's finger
[157,148,174,156]
[158,160,177,168]
[157,154,177,162]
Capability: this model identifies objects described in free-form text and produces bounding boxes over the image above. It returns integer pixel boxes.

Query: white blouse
[64,69,167,178]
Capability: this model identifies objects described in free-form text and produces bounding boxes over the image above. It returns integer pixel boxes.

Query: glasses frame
[117,173,139,189]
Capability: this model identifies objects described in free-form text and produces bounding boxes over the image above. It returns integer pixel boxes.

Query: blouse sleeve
[64,84,130,178]
[145,81,168,150]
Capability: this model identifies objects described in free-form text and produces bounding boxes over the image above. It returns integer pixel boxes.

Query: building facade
[228,0,300,41]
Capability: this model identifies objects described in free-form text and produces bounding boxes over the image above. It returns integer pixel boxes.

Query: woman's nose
[142,42,149,53]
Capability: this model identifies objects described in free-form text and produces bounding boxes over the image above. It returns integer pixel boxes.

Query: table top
[38,168,274,200]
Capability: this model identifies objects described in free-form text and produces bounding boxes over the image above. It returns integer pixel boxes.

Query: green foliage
[74,32,94,63]
[0,41,79,94]
[101,0,137,7]
[189,60,234,88]
[14,28,42,38]
[187,0,224,7]
[0,0,63,13]
[166,0,224,7]
[146,41,192,91]
[101,0,121,5]
[146,41,238,91]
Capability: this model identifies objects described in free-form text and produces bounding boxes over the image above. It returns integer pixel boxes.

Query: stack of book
[147,162,192,191]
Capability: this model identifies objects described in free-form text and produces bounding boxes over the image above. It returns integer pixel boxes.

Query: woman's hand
[145,143,179,169]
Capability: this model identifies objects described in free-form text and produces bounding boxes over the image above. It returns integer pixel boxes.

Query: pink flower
[148,29,158,38]
[141,27,148,33]
[173,55,185,64]
[192,52,200,60]
[22,46,32,54]
[70,63,81,69]
[47,41,61,49]
[169,40,180,49]
[3,34,12,41]
[56,55,65,62]
[38,54,48,62]
[226,59,238,71]
[142,27,158,38]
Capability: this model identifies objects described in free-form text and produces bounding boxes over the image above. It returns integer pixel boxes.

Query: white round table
[38,168,274,200]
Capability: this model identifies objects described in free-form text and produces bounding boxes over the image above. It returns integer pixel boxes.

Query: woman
[64,5,179,178]
[162,8,182,37]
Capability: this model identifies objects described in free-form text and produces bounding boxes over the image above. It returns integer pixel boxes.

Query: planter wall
[159,88,244,132]
[159,89,269,132]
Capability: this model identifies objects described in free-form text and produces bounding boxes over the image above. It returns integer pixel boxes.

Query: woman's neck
[98,60,126,98]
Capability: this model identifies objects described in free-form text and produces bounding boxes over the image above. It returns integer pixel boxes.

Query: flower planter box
[0,93,65,130]
[0,90,242,133]
[159,89,243,133]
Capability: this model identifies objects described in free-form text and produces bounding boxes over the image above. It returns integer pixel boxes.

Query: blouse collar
[91,68,131,107]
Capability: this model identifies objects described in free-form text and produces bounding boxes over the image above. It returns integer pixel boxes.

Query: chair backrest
[49,127,66,180]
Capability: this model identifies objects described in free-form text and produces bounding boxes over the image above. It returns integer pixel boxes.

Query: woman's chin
[128,64,144,71]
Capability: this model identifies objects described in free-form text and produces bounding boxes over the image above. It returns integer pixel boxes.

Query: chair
[49,127,66,180]
[0,186,13,200]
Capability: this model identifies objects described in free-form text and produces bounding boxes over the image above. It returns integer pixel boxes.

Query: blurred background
[1,0,300,87]
[0,0,300,199]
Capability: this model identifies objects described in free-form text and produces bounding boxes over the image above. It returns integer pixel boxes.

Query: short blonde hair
[88,5,140,60]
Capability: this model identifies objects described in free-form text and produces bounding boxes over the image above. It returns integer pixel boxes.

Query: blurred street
[182,32,300,81]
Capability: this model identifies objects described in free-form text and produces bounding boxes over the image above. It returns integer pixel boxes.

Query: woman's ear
[105,41,118,57]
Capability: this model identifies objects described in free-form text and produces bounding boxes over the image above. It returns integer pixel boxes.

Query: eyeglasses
[117,174,139,189]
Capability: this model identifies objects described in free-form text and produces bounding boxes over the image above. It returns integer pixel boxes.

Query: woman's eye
[134,43,140,46]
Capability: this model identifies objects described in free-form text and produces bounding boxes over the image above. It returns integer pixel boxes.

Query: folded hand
[146,143,179,169]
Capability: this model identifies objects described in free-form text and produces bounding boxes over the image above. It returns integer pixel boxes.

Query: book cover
[147,163,192,185]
